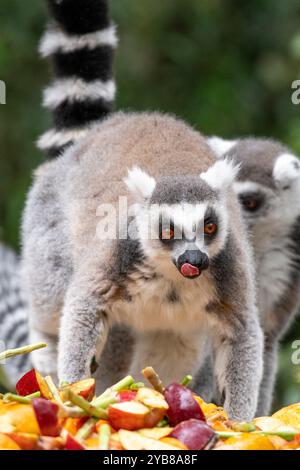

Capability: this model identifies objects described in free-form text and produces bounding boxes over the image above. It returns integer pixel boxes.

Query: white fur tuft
[43,78,116,109]
[124,167,156,200]
[207,136,237,158]
[39,24,118,58]
[200,159,240,191]
[273,153,300,189]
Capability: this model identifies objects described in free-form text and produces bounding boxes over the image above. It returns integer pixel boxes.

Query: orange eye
[243,199,258,211]
[162,227,174,240]
[204,222,217,235]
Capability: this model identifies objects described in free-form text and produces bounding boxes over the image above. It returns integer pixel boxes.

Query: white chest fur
[109,269,216,334]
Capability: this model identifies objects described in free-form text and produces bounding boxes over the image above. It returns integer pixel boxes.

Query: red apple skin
[16,369,41,396]
[5,433,38,450]
[170,419,216,450]
[164,383,205,426]
[32,398,61,437]
[117,390,137,402]
[65,434,86,450]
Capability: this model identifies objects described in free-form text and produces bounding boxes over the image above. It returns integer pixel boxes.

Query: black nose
[178,250,209,271]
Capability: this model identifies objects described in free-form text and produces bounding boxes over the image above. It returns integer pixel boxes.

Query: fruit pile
[0,343,300,450]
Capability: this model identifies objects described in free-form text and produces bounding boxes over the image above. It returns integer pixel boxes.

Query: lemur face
[208,137,300,232]
[124,161,239,279]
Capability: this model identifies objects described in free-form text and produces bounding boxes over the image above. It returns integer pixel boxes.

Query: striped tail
[0,245,30,388]
[38,0,118,158]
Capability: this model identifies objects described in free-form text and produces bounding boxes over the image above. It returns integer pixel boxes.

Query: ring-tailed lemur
[207,137,300,415]
[0,245,30,386]
[22,111,263,421]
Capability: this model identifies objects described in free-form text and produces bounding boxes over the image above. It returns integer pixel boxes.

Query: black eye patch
[239,192,265,212]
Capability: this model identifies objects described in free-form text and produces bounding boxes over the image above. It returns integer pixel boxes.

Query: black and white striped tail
[38,0,117,158]
[0,245,30,388]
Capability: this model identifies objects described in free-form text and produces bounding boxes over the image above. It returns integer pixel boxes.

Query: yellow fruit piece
[160,437,188,450]
[194,395,228,422]
[139,427,173,440]
[85,436,99,449]
[217,433,276,450]
[0,433,21,450]
[119,429,182,450]
[0,403,40,434]
[253,416,286,432]
[273,403,300,430]
[136,388,168,410]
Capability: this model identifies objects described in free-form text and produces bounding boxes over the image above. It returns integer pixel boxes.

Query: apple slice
[118,430,182,451]
[139,427,173,440]
[65,433,86,450]
[4,432,38,450]
[136,387,169,410]
[108,401,165,430]
[32,398,61,437]
[15,369,53,400]
[16,369,42,396]
[170,419,217,450]
[164,383,205,426]
[60,379,95,402]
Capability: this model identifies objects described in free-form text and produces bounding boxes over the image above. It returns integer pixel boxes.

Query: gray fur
[150,175,217,205]
[207,136,300,415]
[22,112,263,421]
[0,244,30,386]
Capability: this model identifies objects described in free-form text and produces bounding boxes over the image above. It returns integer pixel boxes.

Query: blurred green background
[0,0,300,409]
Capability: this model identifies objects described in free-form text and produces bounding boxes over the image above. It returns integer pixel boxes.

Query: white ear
[207,136,237,158]
[200,158,240,191]
[124,166,156,200]
[273,153,300,189]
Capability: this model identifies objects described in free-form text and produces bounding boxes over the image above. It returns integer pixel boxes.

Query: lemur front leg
[29,327,58,381]
[255,336,278,417]
[213,315,263,422]
[129,331,206,386]
[57,274,114,384]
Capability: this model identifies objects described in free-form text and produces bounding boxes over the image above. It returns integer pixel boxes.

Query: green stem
[45,376,63,404]
[99,423,111,450]
[217,430,299,442]
[3,393,32,404]
[92,375,135,405]
[157,418,169,428]
[91,394,118,409]
[130,382,144,390]
[25,391,41,399]
[67,390,108,419]
[3,391,41,404]
[180,375,193,387]
[0,342,47,363]
[76,417,98,440]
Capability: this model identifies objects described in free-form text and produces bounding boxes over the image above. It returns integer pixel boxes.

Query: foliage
[0,0,300,407]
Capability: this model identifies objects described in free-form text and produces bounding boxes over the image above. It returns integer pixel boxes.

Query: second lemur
[208,136,300,415]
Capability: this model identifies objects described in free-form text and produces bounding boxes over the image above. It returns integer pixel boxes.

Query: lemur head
[208,137,300,235]
[124,160,239,280]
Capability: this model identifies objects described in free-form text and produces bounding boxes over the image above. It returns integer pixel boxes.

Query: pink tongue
[180,263,200,277]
